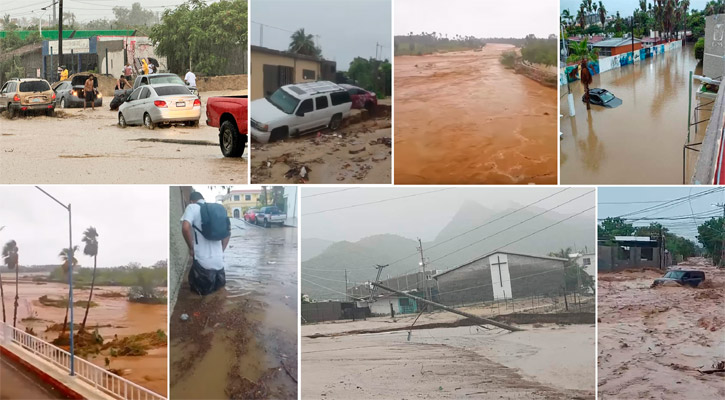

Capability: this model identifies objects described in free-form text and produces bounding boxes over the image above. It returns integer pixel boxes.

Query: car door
[0,82,10,109]
[294,98,315,132]
[124,87,144,123]
[137,87,154,119]
[314,95,330,128]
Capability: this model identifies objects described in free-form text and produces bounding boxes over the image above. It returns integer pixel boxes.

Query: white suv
[251,81,352,143]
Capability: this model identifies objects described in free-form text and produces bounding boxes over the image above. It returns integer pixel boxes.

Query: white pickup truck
[250,81,352,143]
[256,206,286,227]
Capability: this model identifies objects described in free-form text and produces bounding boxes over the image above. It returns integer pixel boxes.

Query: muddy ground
[251,104,391,184]
[170,219,298,399]
[302,311,595,399]
[0,276,168,396]
[0,90,248,184]
[394,43,557,184]
[598,258,725,399]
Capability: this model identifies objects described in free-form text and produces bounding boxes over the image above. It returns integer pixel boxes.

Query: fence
[0,322,166,400]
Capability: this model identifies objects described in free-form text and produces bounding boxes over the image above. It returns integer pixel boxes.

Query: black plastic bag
[188,259,226,295]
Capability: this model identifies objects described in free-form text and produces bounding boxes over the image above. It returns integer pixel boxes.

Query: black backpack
[193,203,231,241]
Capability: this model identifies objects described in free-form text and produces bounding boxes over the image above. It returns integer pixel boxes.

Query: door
[233,209,240,218]
[294,99,315,132]
[0,82,10,109]
[489,253,513,301]
[124,87,144,123]
[313,95,330,127]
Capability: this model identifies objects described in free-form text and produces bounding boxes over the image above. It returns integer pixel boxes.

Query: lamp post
[35,186,74,376]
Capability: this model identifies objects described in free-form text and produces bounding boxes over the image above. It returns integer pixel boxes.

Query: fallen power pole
[371,282,524,332]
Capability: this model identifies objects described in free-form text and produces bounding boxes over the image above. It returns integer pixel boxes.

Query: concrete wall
[169,186,193,314]
[436,254,565,306]
[597,244,662,272]
[704,14,725,79]
[284,186,298,227]
[301,302,342,323]
[250,50,321,100]
[95,40,125,76]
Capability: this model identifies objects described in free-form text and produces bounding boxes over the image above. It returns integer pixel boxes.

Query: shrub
[695,37,705,61]
[500,51,517,69]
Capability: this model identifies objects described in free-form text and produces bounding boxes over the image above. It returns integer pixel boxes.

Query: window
[641,247,654,261]
[245,195,251,201]
[19,81,50,92]
[140,88,150,99]
[582,258,591,266]
[128,87,143,101]
[298,99,313,114]
[154,86,191,96]
[315,95,328,110]
[233,195,240,201]
[303,69,316,80]
[330,91,351,106]
[617,246,630,260]
[0,83,8,94]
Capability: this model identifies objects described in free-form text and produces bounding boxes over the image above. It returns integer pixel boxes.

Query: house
[593,38,642,56]
[220,189,262,218]
[369,292,420,316]
[434,251,567,306]
[250,45,336,100]
[571,252,596,277]
[598,236,671,272]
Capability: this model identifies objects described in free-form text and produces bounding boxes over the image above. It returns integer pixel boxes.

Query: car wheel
[61,97,67,109]
[7,107,16,119]
[264,219,270,228]
[329,114,342,131]
[220,120,244,157]
[118,113,127,128]
[144,113,155,130]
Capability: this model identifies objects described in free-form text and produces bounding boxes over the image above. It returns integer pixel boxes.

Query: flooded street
[0,90,248,184]
[394,44,557,184]
[0,276,168,395]
[560,46,702,184]
[170,219,298,399]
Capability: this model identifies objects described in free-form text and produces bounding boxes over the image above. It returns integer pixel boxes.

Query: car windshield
[266,207,281,214]
[600,91,615,103]
[19,81,50,92]
[664,271,686,279]
[149,75,185,85]
[155,86,191,96]
[267,88,300,114]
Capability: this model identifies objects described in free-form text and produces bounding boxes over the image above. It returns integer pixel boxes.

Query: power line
[304,188,452,216]
[301,188,357,198]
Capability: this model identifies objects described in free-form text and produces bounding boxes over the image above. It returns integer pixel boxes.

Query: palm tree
[58,246,78,339]
[578,5,587,29]
[682,0,690,43]
[2,240,18,327]
[598,2,607,27]
[79,227,98,334]
[288,28,320,57]
[567,39,599,110]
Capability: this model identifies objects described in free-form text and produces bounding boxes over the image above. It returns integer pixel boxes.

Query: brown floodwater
[560,45,705,184]
[394,44,558,184]
[0,276,168,396]
[170,220,298,399]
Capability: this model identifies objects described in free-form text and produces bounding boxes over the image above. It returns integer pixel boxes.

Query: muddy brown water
[170,220,298,399]
[560,45,704,184]
[0,278,168,395]
[394,44,557,184]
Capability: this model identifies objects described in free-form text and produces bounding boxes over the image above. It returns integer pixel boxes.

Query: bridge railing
[1,322,166,400]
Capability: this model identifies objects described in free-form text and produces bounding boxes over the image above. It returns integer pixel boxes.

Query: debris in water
[180,313,189,321]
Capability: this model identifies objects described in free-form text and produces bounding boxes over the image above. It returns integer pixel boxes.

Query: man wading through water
[181,192,231,295]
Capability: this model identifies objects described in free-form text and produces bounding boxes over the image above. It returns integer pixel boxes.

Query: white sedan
[118,84,201,129]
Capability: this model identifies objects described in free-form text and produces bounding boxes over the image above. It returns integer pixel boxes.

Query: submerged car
[652,270,705,287]
[118,84,201,129]
[583,88,622,108]
[0,78,56,117]
[53,74,103,108]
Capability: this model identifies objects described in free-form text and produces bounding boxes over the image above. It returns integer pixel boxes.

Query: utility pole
[369,264,388,301]
[344,269,349,301]
[260,23,263,47]
[58,0,63,81]
[417,238,432,303]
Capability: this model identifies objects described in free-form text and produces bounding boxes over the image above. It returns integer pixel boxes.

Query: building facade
[593,38,642,57]
[221,189,262,218]
[250,45,336,100]
[598,236,671,272]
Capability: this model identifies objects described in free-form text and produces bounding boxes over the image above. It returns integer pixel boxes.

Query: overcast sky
[560,0,709,17]
[0,186,167,267]
[251,0,392,70]
[5,0,199,24]
[302,187,595,243]
[395,0,557,39]
[598,187,725,241]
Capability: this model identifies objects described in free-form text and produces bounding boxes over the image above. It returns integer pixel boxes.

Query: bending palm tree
[567,39,599,110]
[289,28,320,57]
[80,227,99,334]
[58,246,78,339]
[2,240,19,326]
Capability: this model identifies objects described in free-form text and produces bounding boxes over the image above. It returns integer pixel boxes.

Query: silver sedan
[117,84,201,129]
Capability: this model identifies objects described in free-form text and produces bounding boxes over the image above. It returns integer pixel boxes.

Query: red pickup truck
[205,95,248,157]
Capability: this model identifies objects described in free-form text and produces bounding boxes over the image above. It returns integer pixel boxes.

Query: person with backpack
[181,191,231,295]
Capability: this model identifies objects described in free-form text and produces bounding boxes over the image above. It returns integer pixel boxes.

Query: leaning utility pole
[368,264,388,301]
[417,238,432,302]
[372,282,523,332]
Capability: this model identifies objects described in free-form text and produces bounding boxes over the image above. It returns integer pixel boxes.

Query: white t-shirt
[181,200,224,270]
[184,71,196,87]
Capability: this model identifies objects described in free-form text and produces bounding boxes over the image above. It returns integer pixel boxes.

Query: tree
[598,1,607,26]
[112,2,156,28]
[598,217,635,241]
[79,227,99,334]
[567,39,599,109]
[682,0,690,43]
[289,28,321,57]
[549,248,595,294]
[58,246,79,339]
[697,217,724,265]
[2,240,19,326]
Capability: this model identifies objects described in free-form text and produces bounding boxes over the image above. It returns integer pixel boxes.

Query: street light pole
[35,186,74,376]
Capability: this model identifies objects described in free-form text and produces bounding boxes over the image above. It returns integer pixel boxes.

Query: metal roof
[613,236,655,242]
[282,81,344,98]
[433,250,568,279]
[594,38,642,48]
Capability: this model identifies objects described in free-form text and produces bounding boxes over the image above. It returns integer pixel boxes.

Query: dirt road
[394,44,557,184]
[251,107,391,184]
[0,90,247,184]
[598,258,725,399]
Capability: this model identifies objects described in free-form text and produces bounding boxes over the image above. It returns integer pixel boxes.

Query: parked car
[339,83,377,111]
[112,73,199,110]
[52,74,102,108]
[583,88,622,108]
[118,84,201,129]
[250,81,352,143]
[652,270,706,287]
[206,95,248,157]
[0,78,55,118]
[244,208,259,224]
[256,206,286,227]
